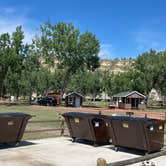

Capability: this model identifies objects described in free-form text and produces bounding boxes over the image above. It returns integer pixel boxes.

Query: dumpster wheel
[72,137,76,143]
[93,142,98,147]
[14,141,20,147]
[114,146,119,152]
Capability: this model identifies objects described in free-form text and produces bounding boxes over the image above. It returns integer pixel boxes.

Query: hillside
[41,58,135,74]
[99,59,135,73]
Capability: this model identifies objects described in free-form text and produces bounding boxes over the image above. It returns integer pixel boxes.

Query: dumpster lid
[0,113,32,118]
[109,116,160,122]
[62,112,108,118]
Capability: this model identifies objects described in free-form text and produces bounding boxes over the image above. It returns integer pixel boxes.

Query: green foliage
[37,21,100,95]
[0,22,165,103]
[132,49,166,95]
[0,26,25,97]
[67,70,102,98]
[107,73,131,96]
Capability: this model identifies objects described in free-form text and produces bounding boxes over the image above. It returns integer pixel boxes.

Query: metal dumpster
[110,116,165,152]
[0,113,32,145]
[63,112,112,144]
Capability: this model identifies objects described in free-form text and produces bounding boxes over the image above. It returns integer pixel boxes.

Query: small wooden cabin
[112,91,146,109]
[47,92,61,105]
[65,92,84,107]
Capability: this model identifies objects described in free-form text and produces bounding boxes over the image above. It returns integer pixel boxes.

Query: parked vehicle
[37,96,57,106]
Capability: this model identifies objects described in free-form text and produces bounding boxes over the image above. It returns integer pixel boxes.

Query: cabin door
[75,97,80,107]
[131,98,139,109]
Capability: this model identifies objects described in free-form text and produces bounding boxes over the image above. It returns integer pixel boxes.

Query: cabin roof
[65,92,84,98]
[112,91,146,98]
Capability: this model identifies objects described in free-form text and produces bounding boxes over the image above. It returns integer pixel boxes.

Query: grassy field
[0,105,66,140]
[83,101,110,108]
[145,108,166,112]
[0,103,165,140]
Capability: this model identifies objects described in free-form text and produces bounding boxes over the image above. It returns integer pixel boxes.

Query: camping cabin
[65,92,84,107]
[47,92,61,105]
[112,91,146,109]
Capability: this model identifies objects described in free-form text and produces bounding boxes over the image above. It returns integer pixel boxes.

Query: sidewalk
[0,137,165,166]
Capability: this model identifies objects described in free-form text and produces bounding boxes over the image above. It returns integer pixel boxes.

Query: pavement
[0,137,166,166]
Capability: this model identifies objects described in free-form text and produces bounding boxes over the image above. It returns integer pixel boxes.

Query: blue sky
[0,0,166,59]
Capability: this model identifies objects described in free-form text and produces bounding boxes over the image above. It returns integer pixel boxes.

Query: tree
[155,51,166,97]
[0,33,11,97]
[0,26,25,98]
[20,45,40,103]
[36,22,100,97]
[36,67,53,96]
[133,49,164,95]
[108,73,132,96]
[67,70,102,99]
[101,70,112,97]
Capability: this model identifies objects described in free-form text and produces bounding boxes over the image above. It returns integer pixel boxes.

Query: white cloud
[99,44,114,59]
[0,6,38,43]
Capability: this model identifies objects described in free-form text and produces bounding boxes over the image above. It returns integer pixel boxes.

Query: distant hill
[99,59,135,73]
[40,58,135,74]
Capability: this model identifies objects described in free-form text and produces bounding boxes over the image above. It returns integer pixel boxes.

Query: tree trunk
[60,69,71,99]
[16,90,19,101]
[0,80,3,98]
[29,89,32,104]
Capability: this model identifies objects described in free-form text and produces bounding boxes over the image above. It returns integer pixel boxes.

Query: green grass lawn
[145,108,166,112]
[0,103,165,140]
[0,105,66,140]
[83,101,110,108]
[0,105,63,120]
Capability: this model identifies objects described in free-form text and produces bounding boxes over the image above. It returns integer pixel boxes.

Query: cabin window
[140,99,144,104]
[68,97,74,103]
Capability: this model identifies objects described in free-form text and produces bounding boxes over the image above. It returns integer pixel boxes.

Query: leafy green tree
[1,26,25,98]
[51,69,65,93]
[20,45,40,103]
[67,70,102,99]
[36,67,53,96]
[155,51,166,97]
[133,49,165,95]
[107,73,131,96]
[0,33,11,97]
[36,22,100,97]
[101,70,112,97]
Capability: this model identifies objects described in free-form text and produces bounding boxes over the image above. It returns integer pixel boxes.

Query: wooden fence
[24,117,68,137]
[97,150,166,166]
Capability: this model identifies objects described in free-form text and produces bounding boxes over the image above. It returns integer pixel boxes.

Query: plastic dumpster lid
[109,116,160,122]
[62,112,108,118]
[0,113,32,118]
